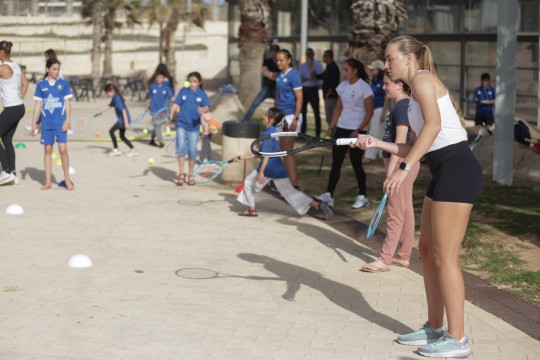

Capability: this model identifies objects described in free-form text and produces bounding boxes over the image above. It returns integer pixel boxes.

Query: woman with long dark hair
[315,58,373,209]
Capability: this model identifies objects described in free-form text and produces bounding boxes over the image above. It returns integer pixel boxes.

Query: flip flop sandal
[187,175,196,186]
[361,260,390,273]
[391,258,410,268]
[177,173,186,186]
[238,209,258,217]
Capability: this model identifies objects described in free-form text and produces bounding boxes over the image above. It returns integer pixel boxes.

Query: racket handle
[335,138,358,146]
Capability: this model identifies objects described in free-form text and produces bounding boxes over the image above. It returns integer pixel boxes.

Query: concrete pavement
[0,99,539,359]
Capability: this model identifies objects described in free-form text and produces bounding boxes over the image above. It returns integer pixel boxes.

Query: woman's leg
[236,170,260,208]
[325,128,350,195]
[0,105,25,173]
[349,146,367,196]
[58,142,74,190]
[431,201,473,340]
[274,178,313,215]
[418,197,445,331]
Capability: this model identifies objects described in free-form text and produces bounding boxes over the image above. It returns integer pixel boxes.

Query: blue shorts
[41,128,67,145]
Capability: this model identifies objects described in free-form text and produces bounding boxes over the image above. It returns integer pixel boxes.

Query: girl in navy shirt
[96,84,139,157]
[31,58,74,190]
[170,72,210,186]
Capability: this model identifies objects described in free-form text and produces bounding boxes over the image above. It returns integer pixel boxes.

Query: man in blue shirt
[474,73,496,127]
[299,48,323,136]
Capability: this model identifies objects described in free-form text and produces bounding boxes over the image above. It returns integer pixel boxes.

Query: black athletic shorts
[424,141,482,204]
[475,115,494,126]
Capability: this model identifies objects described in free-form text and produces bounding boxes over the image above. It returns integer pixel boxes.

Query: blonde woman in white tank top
[0,40,28,185]
[354,35,482,358]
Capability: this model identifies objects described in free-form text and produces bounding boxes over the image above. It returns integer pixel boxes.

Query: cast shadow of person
[276,217,377,264]
[238,253,413,335]
[19,167,57,185]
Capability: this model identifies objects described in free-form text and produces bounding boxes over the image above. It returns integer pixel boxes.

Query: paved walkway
[1,100,539,359]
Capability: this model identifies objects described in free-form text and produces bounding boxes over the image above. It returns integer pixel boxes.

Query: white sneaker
[108,149,122,157]
[0,171,16,185]
[352,195,369,209]
[126,149,139,157]
[314,192,334,207]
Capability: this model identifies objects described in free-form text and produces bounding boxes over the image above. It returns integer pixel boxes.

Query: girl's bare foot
[65,181,75,190]
[41,183,52,190]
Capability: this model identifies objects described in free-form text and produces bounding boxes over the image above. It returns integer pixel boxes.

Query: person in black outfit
[241,45,280,122]
[299,48,323,136]
[318,50,341,129]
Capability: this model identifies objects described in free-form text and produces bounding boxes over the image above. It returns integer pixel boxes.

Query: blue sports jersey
[34,77,72,130]
[109,94,131,125]
[474,85,495,118]
[148,81,173,113]
[371,78,385,109]
[258,126,288,179]
[173,87,210,131]
[382,98,411,159]
[276,68,302,115]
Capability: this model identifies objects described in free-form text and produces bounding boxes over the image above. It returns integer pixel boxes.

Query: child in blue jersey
[146,71,173,147]
[275,49,303,189]
[234,107,333,220]
[170,71,210,186]
[31,58,74,190]
[96,83,139,157]
[474,73,496,127]
[147,64,175,146]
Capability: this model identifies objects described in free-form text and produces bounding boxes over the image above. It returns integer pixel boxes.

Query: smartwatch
[399,162,411,171]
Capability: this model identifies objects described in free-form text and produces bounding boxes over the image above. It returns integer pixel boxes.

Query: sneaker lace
[429,332,452,347]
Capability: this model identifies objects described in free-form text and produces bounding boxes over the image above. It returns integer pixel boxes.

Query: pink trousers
[379,160,420,264]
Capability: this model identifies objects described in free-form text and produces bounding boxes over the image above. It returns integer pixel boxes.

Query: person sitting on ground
[235,107,333,220]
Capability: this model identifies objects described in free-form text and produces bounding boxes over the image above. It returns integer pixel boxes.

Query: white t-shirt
[336,79,373,130]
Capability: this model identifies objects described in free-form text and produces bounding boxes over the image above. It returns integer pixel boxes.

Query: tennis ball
[95,131,101,137]
[54,159,62,166]
[52,152,58,159]
[147,158,155,165]
[143,128,149,134]
[183,81,190,88]
[209,126,219,134]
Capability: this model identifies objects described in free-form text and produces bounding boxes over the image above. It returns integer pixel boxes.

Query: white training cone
[69,166,76,175]
[68,254,93,268]
[5,204,24,215]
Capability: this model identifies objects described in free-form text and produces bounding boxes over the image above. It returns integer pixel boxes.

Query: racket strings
[71,117,89,131]
[193,162,224,183]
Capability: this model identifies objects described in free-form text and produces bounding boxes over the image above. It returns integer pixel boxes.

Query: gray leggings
[0,104,25,173]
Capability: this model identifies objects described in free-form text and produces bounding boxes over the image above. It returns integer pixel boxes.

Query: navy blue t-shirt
[173,87,210,131]
[257,126,288,179]
[474,85,495,118]
[109,94,131,126]
[371,78,385,109]
[382,98,411,159]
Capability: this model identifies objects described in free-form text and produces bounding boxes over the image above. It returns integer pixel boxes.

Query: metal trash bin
[221,120,261,183]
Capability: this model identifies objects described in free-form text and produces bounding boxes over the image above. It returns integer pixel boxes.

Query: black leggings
[326,127,366,196]
[109,123,133,149]
[0,104,25,173]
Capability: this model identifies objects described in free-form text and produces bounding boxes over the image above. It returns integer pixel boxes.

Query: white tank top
[408,81,467,153]
[0,62,24,107]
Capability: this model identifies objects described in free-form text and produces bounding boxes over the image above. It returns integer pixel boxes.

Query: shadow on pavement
[238,253,414,335]
[20,167,57,184]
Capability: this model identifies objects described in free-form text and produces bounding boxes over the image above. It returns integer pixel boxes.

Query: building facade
[227,0,539,121]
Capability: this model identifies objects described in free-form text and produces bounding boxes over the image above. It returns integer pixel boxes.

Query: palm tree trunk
[90,0,104,83]
[31,0,39,16]
[102,27,113,77]
[237,0,270,108]
[65,0,74,17]
[346,0,407,65]
[163,7,181,78]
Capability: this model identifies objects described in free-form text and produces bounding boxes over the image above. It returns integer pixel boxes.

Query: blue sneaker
[417,332,472,358]
[397,322,445,345]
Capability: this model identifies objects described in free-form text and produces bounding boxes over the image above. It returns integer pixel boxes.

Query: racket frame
[69,114,95,134]
[251,132,357,158]
[366,193,388,240]
[152,106,171,125]
[192,159,233,184]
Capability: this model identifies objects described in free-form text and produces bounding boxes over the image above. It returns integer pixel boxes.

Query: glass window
[519,0,539,32]
[426,0,461,33]
[428,41,461,65]
[403,0,427,33]
[465,41,497,67]
[463,0,498,33]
